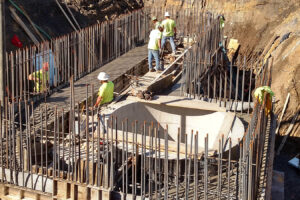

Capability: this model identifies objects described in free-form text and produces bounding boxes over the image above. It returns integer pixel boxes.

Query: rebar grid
[0,6,276,200]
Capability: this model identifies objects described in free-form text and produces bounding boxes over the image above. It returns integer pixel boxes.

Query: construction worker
[28,62,49,93]
[152,16,161,29]
[161,12,177,55]
[148,25,163,72]
[218,15,225,29]
[94,72,114,108]
[254,86,274,114]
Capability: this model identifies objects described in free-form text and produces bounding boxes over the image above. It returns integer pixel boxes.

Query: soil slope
[5,0,143,51]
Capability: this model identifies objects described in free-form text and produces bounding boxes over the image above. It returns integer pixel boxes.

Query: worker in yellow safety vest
[28,62,49,93]
[161,12,177,56]
[254,86,274,114]
[94,72,114,108]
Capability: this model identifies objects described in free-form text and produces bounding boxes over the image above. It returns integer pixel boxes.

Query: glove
[174,33,177,39]
[159,48,162,55]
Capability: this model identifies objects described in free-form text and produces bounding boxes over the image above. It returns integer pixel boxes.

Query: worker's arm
[94,96,103,108]
[158,39,161,49]
[28,71,40,81]
[174,27,177,34]
[28,74,34,80]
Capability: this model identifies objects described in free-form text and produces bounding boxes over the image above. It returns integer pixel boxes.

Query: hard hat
[165,12,170,17]
[97,72,110,81]
[42,62,49,71]
[152,16,157,21]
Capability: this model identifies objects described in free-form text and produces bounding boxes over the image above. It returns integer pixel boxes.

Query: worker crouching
[28,62,49,93]
[94,72,114,108]
[254,86,274,115]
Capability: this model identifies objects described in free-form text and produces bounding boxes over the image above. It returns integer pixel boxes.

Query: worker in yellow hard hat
[254,86,274,115]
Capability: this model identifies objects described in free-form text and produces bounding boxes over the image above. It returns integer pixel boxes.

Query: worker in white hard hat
[161,11,177,56]
[94,72,114,108]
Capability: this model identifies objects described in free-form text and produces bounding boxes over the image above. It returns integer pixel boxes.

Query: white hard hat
[97,72,110,81]
[165,12,170,17]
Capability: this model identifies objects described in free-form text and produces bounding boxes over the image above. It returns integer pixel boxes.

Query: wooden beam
[9,7,39,45]
[18,5,45,41]
[275,93,290,135]
[55,0,78,32]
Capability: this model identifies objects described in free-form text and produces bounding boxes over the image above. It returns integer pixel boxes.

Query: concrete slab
[44,44,148,108]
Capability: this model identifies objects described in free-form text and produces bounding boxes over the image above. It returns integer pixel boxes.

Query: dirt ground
[5,0,143,51]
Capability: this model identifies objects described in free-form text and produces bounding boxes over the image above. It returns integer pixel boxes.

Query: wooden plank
[150,48,191,84]
[9,7,39,45]
[54,0,78,32]
[18,5,45,41]
[275,93,290,135]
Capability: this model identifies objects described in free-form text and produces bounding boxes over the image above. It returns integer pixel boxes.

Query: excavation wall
[145,0,300,137]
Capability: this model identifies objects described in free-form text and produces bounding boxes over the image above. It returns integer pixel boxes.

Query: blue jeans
[161,36,176,53]
[148,49,160,70]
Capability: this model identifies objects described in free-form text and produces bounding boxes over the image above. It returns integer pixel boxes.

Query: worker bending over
[28,62,49,93]
[254,86,274,115]
[161,12,177,56]
[148,25,164,72]
[94,72,114,108]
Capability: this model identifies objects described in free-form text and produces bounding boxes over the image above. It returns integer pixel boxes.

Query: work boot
[150,69,156,72]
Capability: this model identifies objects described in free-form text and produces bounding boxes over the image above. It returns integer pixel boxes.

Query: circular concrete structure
[103,96,245,154]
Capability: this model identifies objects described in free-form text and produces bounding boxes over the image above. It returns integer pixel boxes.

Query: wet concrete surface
[43,44,147,108]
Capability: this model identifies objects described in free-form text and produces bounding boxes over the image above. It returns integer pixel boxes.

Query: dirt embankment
[6,0,143,51]
[146,0,300,137]
[206,0,300,137]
